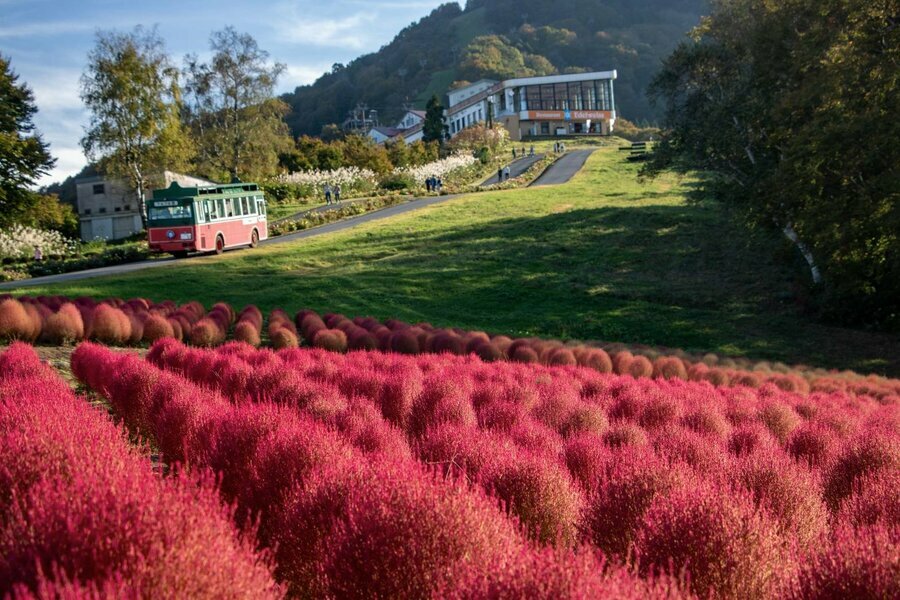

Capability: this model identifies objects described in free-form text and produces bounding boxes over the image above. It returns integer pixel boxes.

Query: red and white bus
[147,181,267,257]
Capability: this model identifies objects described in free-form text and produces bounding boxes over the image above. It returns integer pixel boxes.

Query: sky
[1,0,453,186]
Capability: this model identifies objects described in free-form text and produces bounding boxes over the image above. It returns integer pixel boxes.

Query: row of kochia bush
[1,293,898,400]
[0,343,281,597]
[68,339,898,599]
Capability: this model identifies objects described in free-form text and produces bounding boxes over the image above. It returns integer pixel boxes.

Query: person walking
[334,184,342,203]
[324,183,332,205]
[436,177,443,193]
[33,245,43,262]
[503,165,511,181]
[512,148,517,159]
[497,167,503,183]
[530,145,535,157]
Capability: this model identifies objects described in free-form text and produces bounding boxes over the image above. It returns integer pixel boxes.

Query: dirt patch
[551,203,575,213]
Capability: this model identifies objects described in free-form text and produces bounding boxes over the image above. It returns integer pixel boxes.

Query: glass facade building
[518,79,614,112]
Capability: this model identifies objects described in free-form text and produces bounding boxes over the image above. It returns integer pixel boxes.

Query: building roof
[371,126,403,137]
[408,109,427,119]
[399,123,424,139]
[501,70,617,88]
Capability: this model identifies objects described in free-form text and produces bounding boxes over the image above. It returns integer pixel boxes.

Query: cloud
[274,13,375,49]
[282,63,332,89]
[0,20,96,38]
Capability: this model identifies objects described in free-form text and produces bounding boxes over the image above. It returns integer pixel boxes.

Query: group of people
[554,141,567,153]
[425,176,443,193]
[511,146,536,159]
[496,165,512,182]
[322,183,342,205]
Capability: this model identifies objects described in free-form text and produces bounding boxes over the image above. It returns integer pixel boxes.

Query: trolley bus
[147,181,267,257]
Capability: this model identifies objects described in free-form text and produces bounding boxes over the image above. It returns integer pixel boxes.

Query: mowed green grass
[13,148,899,374]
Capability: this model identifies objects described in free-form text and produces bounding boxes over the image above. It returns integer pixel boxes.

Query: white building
[445,71,617,141]
[367,110,426,145]
[75,171,214,241]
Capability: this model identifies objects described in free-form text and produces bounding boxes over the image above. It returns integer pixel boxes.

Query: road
[530,149,594,186]
[480,153,544,186]
[2,150,594,289]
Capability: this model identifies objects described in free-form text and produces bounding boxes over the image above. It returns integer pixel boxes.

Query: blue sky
[1,0,453,185]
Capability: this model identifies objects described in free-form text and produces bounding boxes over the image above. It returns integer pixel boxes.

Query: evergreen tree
[0,55,55,228]
[423,95,445,144]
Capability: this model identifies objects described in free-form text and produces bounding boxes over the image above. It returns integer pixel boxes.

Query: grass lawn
[11,147,898,374]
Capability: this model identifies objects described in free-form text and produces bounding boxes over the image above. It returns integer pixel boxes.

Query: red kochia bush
[89,304,131,345]
[315,461,527,599]
[653,356,688,380]
[0,299,37,341]
[634,483,787,599]
[141,314,175,343]
[270,327,299,349]
[312,329,348,352]
[0,343,281,598]
[795,524,900,600]
[824,433,900,510]
[389,329,420,354]
[234,321,262,347]
[189,318,224,347]
[40,303,84,344]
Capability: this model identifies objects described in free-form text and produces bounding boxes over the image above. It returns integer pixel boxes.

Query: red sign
[525,110,612,121]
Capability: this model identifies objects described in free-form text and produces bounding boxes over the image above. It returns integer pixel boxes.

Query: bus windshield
[149,204,193,222]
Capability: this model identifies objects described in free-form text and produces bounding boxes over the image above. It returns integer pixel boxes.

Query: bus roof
[152,181,262,200]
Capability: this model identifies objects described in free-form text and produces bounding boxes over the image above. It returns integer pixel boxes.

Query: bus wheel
[215,235,225,255]
[250,229,259,248]
[172,251,188,259]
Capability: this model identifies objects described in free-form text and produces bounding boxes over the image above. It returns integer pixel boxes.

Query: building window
[99,207,107,213]
[123,204,130,210]
[114,207,121,212]
[83,209,91,215]
[92,183,104,195]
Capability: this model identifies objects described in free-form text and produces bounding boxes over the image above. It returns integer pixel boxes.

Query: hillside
[282,0,708,136]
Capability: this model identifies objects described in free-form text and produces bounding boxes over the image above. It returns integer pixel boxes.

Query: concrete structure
[445,71,617,141]
[368,109,426,145]
[75,171,214,241]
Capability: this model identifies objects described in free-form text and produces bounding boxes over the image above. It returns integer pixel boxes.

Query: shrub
[579,348,613,373]
[474,342,503,362]
[603,422,649,448]
[824,433,900,511]
[0,299,36,341]
[627,355,654,379]
[315,461,526,599]
[836,469,900,530]
[759,401,801,443]
[586,447,694,558]
[563,432,612,493]
[788,422,840,468]
[653,356,688,380]
[312,329,348,352]
[89,304,131,345]
[482,452,585,546]
[40,303,84,344]
[189,318,224,347]
[271,328,299,349]
[233,321,261,347]
[633,483,787,599]
[547,347,577,366]
[389,329,420,354]
[796,524,899,600]
[510,344,540,363]
[141,314,175,344]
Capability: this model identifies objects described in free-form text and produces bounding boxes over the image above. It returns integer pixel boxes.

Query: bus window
[216,198,226,219]
[249,198,256,214]
[208,199,217,220]
[196,201,206,223]
[227,199,235,218]
[258,200,266,216]
[241,197,249,214]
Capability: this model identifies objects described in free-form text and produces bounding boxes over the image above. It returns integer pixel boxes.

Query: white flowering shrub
[0,225,77,260]
[394,153,479,184]
[273,167,379,199]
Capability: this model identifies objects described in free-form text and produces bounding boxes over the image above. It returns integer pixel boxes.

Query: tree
[184,27,293,181]
[0,55,55,228]
[647,0,900,330]
[80,27,192,228]
[423,95,446,144]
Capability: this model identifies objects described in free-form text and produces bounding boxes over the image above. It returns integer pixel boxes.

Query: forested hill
[282,0,708,136]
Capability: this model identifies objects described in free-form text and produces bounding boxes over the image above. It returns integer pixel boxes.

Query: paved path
[480,154,544,186]
[530,149,594,186]
[0,193,462,288]
[2,150,596,289]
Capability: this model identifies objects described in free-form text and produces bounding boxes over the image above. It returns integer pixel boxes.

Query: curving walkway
[2,150,596,288]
